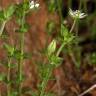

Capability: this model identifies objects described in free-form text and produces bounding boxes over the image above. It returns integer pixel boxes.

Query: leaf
[22,87,32,94]
[16,23,29,33]
[11,63,17,68]
[23,52,32,59]
[3,43,15,56]
[46,21,55,35]
[4,5,16,19]
[13,50,21,60]
[0,11,5,21]
[15,74,26,84]
[61,24,68,37]
[15,4,24,18]
[49,55,63,67]
[23,1,30,11]
[10,91,18,96]
[0,73,6,81]
[47,0,56,12]
[89,53,96,65]
[61,24,75,44]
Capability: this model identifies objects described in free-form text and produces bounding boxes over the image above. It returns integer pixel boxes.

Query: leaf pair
[0,5,16,21]
[61,24,75,44]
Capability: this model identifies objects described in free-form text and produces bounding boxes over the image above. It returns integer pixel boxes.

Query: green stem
[18,33,24,96]
[56,0,63,22]
[56,18,77,60]
[69,19,77,33]
[56,16,77,57]
[18,12,25,96]
[0,21,6,36]
[56,42,65,56]
[40,67,52,96]
[7,57,12,96]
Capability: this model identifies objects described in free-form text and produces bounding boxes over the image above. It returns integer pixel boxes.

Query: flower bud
[47,39,56,56]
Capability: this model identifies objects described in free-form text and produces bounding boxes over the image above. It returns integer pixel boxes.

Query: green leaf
[4,5,16,19]
[61,24,68,36]
[15,1,29,19]
[15,74,26,84]
[23,1,30,11]
[13,50,21,60]
[0,11,5,21]
[16,23,29,33]
[23,52,32,59]
[15,4,24,18]
[3,43,15,56]
[0,73,6,81]
[61,24,75,44]
[46,0,56,12]
[89,53,96,65]
[10,91,18,96]
[11,63,17,68]
[46,21,55,35]
[49,55,63,67]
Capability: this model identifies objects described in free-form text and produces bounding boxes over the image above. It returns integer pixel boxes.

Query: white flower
[29,1,39,9]
[69,8,87,19]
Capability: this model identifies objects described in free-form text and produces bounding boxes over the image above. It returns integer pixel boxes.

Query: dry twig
[78,84,96,96]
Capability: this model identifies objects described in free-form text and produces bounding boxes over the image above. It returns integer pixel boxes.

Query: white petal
[69,8,87,19]
[80,15,87,18]
[30,5,35,9]
[30,1,34,5]
[69,9,74,16]
[35,3,39,8]
[80,13,85,16]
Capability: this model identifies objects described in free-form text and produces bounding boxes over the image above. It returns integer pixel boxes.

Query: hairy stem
[69,19,76,33]
[18,33,24,95]
[40,67,52,96]
[7,57,12,96]
[0,21,6,36]
[56,42,65,56]
[18,13,25,96]
[56,18,77,57]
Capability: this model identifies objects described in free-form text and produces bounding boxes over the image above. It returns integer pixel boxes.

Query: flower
[29,1,39,9]
[69,8,87,19]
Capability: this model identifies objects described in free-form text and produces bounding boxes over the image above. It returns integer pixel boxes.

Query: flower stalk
[56,42,65,56]
[69,19,77,33]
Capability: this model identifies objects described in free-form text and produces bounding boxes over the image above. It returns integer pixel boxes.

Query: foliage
[0,0,95,96]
